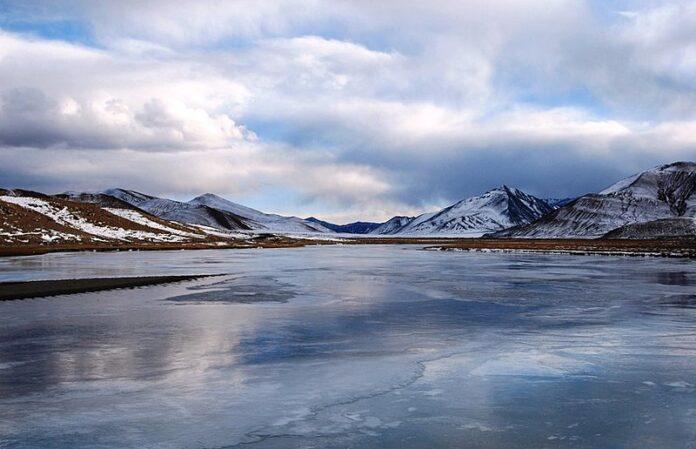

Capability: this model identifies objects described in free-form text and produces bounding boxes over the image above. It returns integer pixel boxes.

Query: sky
[1,0,695,223]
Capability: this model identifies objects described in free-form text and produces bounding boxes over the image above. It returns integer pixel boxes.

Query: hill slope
[189,194,331,233]
[103,189,253,232]
[0,189,214,246]
[491,162,696,238]
[371,186,553,236]
[305,217,381,234]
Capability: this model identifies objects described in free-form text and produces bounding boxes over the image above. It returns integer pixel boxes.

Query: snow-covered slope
[189,193,331,233]
[0,190,212,245]
[370,216,416,235]
[103,189,253,231]
[492,162,696,238]
[371,186,553,236]
[603,218,696,239]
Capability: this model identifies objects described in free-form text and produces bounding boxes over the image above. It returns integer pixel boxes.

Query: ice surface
[1,246,695,448]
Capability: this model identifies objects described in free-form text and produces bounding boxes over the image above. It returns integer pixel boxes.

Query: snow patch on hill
[1,196,186,242]
[103,208,204,238]
[371,186,553,236]
[189,193,331,233]
[493,162,696,238]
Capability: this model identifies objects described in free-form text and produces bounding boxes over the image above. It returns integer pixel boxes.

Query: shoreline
[425,237,696,258]
[0,236,694,259]
[0,274,220,301]
[427,247,694,258]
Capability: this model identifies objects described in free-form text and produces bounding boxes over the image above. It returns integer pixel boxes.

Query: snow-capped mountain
[491,162,696,238]
[189,194,331,233]
[603,218,696,239]
[371,186,553,236]
[103,189,253,231]
[305,217,381,234]
[370,216,416,235]
[0,189,216,246]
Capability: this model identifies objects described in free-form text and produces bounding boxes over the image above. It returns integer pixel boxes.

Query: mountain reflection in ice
[1,246,695,448]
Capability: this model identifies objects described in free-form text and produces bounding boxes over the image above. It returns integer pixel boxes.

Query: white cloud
[0,1,695,221]
[0,31,253,150]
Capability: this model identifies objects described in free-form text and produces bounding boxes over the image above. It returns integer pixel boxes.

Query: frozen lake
[1,246,695,448]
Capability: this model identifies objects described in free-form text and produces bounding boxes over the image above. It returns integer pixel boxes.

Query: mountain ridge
[305,217,381,234]
[490,161,696,238]
[371,186,554,236]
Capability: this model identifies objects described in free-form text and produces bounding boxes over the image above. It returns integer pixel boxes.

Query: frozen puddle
[1,245,695,448]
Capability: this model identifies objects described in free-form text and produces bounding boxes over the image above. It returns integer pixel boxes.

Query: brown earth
[0,234,328,257]
[0,190,219,245]
[3,235,695,258]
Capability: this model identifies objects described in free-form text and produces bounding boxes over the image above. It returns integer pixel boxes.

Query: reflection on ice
[1,246,695,448]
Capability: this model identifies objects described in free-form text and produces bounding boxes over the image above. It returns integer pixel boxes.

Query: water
[1,245,695,448]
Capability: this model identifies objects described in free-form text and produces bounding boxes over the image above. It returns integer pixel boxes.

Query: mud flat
[0,275,217,301]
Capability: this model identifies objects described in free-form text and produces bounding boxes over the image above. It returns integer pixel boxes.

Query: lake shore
[423,237,696,258]
[1,236,695,258]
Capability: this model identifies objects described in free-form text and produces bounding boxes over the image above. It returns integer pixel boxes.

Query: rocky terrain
[0,189,332,256]
[490,162,696,238]
[305,217,381,234]
[371,186,554,236]
[2,161,695,256]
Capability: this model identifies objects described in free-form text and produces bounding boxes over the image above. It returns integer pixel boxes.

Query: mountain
[371,186,553,236]
[491,162,696,238]
[103,189,253,231]
[189,193,331,233]
[603,218,696,239]
[0,189,218,246]
[370,216,416,235]
[306,217,381,234]
[56,191,140,210]
[545,197,575,208]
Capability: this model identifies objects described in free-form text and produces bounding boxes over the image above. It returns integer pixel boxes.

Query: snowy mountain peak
[491,185,519,195]
[102,188,156,205]
[189,193,266,220]
[189,193,331,233]
[600,161,696,195]
[371,187,552,236]
[598,162,696,216]
[493,160,696,238]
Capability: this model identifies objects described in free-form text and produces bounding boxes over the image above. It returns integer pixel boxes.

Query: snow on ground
[0,196,187,243]
[1,228,83,244]
[104,208,205,239]
[189,193,333,233]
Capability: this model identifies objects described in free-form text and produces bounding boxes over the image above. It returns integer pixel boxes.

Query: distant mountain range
[305,217,381,234]
[0,189,221,246]
[101,189,330,233]
[490,161,696,238]
[1,161,694,245]
[367,186,554,237]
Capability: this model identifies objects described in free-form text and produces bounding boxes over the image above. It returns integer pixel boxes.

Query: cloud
[0,32,253,150]
[1,1,696,222]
